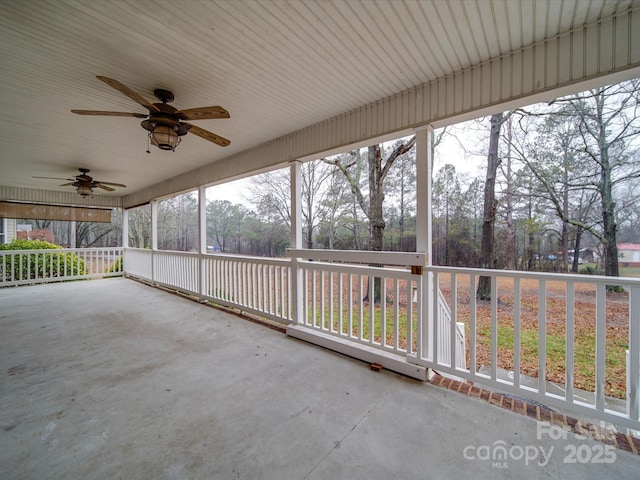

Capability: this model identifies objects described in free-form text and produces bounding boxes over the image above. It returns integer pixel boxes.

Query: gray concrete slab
[1,278,638,479]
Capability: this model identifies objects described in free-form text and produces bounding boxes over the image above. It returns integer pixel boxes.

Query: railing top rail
[299,258,419,278]
[153,249,199,257]
[428,265,640,286]
[286,248,427,267]
[1,247,123,255]
[204,252,291,265]
[130,249,292,265]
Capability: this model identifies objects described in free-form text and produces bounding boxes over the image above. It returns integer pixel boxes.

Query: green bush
[0,239,87,281]
[579,265,604,276]
[108,255,123,273]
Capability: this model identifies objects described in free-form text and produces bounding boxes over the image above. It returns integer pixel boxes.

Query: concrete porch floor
[1,278,638,479]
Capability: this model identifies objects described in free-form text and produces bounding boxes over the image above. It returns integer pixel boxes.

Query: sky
[205,177,253,205]
[203,123,489,209]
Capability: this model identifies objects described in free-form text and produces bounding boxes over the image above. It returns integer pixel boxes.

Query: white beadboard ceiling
[0,0,637,201]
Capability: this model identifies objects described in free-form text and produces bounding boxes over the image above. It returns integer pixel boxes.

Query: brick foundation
[430,373,640,455]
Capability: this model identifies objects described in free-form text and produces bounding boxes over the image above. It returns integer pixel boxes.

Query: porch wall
[124,6,640,208]
[0,186,122,209]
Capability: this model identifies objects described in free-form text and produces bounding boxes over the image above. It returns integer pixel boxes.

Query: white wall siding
[0,186,122,209]
[6,218,16,243]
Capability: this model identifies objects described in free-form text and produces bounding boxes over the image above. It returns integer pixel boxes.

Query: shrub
[0,239,87,281]
[579,265,604,276]
[108,255,123,273]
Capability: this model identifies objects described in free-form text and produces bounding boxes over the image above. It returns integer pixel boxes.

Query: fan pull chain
[146,132,151,154]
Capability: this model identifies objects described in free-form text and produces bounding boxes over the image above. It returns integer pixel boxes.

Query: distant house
[618,243,640,267]
[568,247,598,264]
[0,218,17,244]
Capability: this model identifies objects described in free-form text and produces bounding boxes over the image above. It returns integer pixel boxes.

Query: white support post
[415,126,434,363]
[628,287,640,425]
[70,221,76,248]
[151,200,158,285]
[122,208,129,249]
[122,208,129,276]
[198,186,207,301]
[290,160,303,324]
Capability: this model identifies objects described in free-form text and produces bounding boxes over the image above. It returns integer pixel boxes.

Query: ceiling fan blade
[71,110,147,118]
[95,184,115,192]
[59,182,75,187]
[177,106,230,120]
[96,76,159,113]
[33,176,75,181]
[95,181,127,188]
[184,123,230,147]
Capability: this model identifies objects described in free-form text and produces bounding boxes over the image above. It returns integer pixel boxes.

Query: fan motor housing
[153,88,174,103]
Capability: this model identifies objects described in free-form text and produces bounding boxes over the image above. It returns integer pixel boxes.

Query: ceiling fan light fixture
[141,117,185,152]
[76,184,94,197]
[150,124,180,151]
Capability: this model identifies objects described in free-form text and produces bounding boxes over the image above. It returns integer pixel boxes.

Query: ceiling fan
[34,168,126,197]
[71,76,230,151]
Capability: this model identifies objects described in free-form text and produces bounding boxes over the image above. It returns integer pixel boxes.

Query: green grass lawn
[620,265,640,277]
[477,323,628,398]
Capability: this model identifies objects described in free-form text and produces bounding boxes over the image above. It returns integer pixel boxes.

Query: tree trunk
[368,145,385,253]
[559,151,571,272]
[352,200,361,250]
[596,97,620,278]
[399,179,405,252]
[571,227,582,273]
[304,175,314,249]
[477,113,503,300]
[367,146,385,303]
[305,223,313,249]
[504,119,516,270]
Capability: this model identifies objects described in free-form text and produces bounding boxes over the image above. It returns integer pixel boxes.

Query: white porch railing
[412,284,466,370]
[297,258,422,356]
[124,248,292,324]
[121,247,640,431]
[124,248,201,295]
[417,266,640,431]
[436,288,466,371]
[202,253,291,324]
[0,247,123,287]
[123,248,152,281]
[154,250,200,295]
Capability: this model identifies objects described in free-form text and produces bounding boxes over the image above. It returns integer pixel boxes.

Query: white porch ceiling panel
[0,0,638,207]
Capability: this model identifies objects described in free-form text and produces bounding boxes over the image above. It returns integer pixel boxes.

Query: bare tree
[517,80,640,277]
[250,169,291,226]
[207,200,251,252]
[323,137,416,302]
[477,113,506,300]
[386,146,416,251]
[323,137,416,254]
[128,204,151,249]
[317,168,352,249]
[301,161,334,248]
[157,192,198,251]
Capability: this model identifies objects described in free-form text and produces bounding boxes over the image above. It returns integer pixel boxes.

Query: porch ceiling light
[76,184,93,197]
[141,117,186,152]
